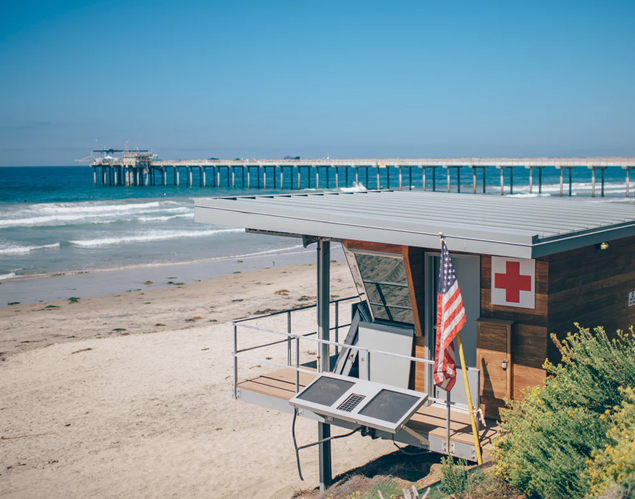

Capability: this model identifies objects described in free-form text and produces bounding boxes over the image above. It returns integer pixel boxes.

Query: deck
[236,367,500,461]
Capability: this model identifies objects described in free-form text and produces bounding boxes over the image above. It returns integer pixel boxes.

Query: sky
[1,0,635,166]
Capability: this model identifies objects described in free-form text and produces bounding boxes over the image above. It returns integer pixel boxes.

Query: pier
[90,152,635,198]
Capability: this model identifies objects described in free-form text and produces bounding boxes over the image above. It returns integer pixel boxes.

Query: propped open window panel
[289,373,428,434]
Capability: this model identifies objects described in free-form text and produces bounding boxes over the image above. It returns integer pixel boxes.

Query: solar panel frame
[289,373,428,434]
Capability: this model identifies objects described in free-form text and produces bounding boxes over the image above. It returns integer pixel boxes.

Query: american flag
[434,236,467,392]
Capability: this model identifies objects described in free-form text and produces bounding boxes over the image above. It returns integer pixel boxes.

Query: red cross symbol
[494,261,532,303]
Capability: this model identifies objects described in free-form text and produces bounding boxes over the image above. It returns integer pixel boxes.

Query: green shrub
[588,387,635,498]
[494,325,635,499]
[440,456,469,497]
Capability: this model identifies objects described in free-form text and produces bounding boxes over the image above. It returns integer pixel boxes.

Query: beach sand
[0,262,397,498]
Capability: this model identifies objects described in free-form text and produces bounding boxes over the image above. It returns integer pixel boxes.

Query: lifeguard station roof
[194,191,635,259]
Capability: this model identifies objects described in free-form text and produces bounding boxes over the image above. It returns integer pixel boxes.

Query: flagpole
[439,233,452,455]
[439,233,483,465]
[456,331,483,465]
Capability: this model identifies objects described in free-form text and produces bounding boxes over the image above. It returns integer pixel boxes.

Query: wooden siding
[480,255,549,400]
[546,235,635,363]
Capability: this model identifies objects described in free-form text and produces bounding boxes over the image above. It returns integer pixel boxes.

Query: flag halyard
[434,237,467,392]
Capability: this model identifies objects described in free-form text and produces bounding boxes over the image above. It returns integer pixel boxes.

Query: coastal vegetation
[315,325,635,499]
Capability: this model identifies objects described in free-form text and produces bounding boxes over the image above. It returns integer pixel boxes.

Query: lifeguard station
[195,190,635,489]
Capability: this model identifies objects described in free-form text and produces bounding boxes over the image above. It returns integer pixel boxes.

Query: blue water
[0,165,632,281]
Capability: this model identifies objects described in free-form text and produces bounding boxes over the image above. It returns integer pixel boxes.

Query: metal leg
[560,168,563,197]
[568,168,572,197]
[592,168,596,198]
[317,240,332,491]
[500,168,504,195]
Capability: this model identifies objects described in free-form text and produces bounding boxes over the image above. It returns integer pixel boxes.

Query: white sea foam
[0,272,16,280]
[0,242,60,255]
[137,213,194,222]
[341,182,367,193]
[0,204,192,228]
[69,228,243,247]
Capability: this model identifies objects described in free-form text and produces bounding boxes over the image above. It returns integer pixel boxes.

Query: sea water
[0,165,632,292]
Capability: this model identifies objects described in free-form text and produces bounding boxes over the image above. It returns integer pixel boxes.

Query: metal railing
[229,296,479,410]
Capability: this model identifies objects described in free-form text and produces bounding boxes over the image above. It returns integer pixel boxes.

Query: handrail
[231,295,359,324]
[230,298,482,456]
[233,321,478,372]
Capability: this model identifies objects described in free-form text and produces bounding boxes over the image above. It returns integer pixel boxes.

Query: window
[344,248,414,325]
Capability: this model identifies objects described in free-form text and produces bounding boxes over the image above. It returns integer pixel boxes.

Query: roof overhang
[195,191,635,259]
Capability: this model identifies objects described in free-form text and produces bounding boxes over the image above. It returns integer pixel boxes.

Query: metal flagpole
[439,234,452,454]
[439,233,482,464]
[456,331,483,465]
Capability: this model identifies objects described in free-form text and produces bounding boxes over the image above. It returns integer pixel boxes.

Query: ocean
[0,165,632,303]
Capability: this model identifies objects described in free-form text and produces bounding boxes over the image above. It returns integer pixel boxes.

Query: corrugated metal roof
[194,191,635,258]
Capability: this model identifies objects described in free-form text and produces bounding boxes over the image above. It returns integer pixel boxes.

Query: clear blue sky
[1,0,634,165]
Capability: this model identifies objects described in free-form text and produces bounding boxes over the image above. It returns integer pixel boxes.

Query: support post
[315,165,319,189]
[163,167,167,186]
[559,168,563,197]
[472,167,477,194]
[202,167,206,187]
[509,167,514,195]
[423,167,426,191]
[317,240,332,491]
[446,166,451,193]
[568,168,573,196]
[247,167,251,189]
[627,168,631,198]
[483,167,486,194]
[335,167,339,188]
[432,167,436,192]
[592,168,596,198]
[409,166,412,190]
[500,167,504,195]
[264,166,267,189]
[297,167,301,190]
[529,167,533,194]
[601,168,605,197]
[399,166,403,190]
[93,167,97,185]
[539,167,542,194]
[232,167,236,188]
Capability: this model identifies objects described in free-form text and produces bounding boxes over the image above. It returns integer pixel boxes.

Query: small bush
[588,387,635,498]
[440,456,469,497]
[494,325,635,499]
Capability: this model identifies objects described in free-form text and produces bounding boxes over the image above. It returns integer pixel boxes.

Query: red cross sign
[491,257,535,309]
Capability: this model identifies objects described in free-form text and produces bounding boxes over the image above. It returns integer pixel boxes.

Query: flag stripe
[434,237,467,393]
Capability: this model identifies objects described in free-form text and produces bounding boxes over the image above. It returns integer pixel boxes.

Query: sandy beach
[0,262,398,498]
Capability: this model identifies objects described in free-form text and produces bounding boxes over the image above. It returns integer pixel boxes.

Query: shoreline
[0,244,345,305]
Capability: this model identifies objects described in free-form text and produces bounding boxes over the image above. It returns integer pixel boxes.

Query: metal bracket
[442,441,456,454]
[402,425,429,447]
[234,388,241,399]
[302,235,320,247]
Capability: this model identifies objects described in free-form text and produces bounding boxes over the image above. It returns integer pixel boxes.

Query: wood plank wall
[546,235,635,363]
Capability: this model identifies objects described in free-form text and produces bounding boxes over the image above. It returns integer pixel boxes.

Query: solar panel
[289,373,428,434]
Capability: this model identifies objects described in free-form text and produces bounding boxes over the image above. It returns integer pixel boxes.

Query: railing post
[287,311,292,366]
[334,301,339,356]
[233,324,238,399]
[295,336,300,393]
